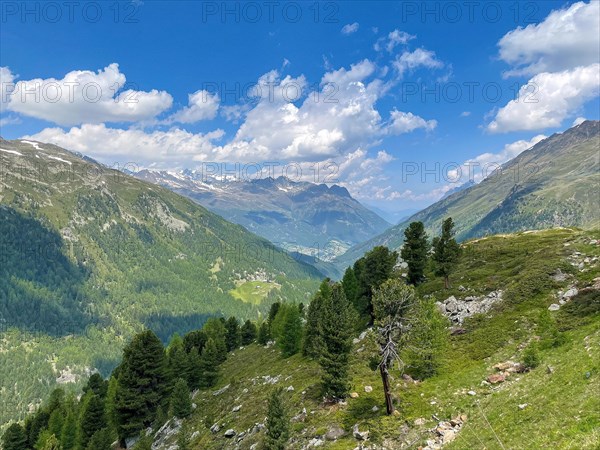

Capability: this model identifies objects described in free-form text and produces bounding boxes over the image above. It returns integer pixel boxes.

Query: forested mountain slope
[0,138,322,427]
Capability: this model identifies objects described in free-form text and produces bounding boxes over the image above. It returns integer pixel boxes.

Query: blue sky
[1,1,599,214]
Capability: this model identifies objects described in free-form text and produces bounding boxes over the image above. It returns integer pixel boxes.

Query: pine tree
[257,321,271,345]
[432,217,461,289]
[341,267,358,307]
[404,297,449,378]
[225,316,242,351]
[263,388,289,450]
[183,330,207,354]
[39,433,61,450]
[115,330,169,445]
[104,376,119,436]
[170,378,192,419]
[241,320,257,345]
[27,410,49,447]
[401,221,430,285]
[353,246,398,323]
[177,421,191,450]
[60,411,78,450]
[202,318,228,363]
[319,284,356,399]
[167,334,190,387]
[186,347,203,390]
[302,280,332,358]
[79,392,107,449]
[83,373,108,398]
[279,305,303,357]
[267,302,281,327]
[199,338,221,388]
[47,408,64,438]
[2,423,27,450]
[86,428,113,450]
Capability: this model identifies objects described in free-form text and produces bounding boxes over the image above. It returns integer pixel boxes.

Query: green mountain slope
[18,228,598,449]
[157,229,600,449]
[335,120,600,272]
[0,139,322,427]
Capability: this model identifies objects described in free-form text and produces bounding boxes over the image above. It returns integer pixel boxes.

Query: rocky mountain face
[334,120,600,272]
[134,171,390,262]
[0,138,322,426]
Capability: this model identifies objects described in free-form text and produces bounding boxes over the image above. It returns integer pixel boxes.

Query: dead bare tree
[372,279,415,415]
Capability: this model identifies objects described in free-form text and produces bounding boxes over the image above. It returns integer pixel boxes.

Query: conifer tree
[183,330,207,354]
[263,388,289,450]
[404,297,449,378]
[104,376,119,436]
[225,316,242,351]
[186,347,203,390]
[401,221,430,285]
[353,246,398,323]
[199,338,221,388]
[302,279,332,358]
[202,318,228,363]
[27,410,49,447]
[241,319,257,345]
[83,373,108,398]
[115,330,168,445]
[167,334,189,386]
[47,408,64,438]
[372,279,415,414]
[279,305,303,357]
[257,321,271,345]
[432,217,461,289]
[39,433,61,450]
[60,411,78,450]
[86,428,113,450]
[319,284,355,399]
[170,378,192,419]
[341,267,359,307]
[79,392,107,449]
[2,423,27,450]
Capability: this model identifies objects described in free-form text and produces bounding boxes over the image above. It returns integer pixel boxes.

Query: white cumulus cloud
[393,48,444,76]
[166,90,219,124]
[487,64,600,133]
[4,63,173,126]
[498,1,600,78]
[388,110,437,134]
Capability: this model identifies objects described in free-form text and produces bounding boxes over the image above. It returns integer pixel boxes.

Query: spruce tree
[79,393,107,449]
[202,318,228,363]
[170,378,193,419]
[60,411,78,450]
[83,373,108,398]
[241,319,257,345]
[257,321,271,345]
[319,284,355,399]
[115,330,169,445]
[186,347,203,390]
[279,305,302,357]
[39,433,61,450]
[183,329,207,354]
[47,408,64,438]
[199,338,221,388]
[341,267,358,307]
[104,376,119,436]
[267,302,281,327]
[86,428,113,450]
[263,388,289,450]
[353,246,398,323]
[27,410,49,447]
[432,217,461,289]
[2,423,27,450]
[167,334,190,387]
[401,221,430,285]
[225,316,242,351]
[404,297,449,378]
[302,280,332,358]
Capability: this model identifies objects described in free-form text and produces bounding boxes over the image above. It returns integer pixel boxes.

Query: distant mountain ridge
[334,120,600,271]
[135,170,391,261]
